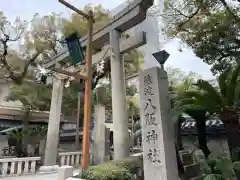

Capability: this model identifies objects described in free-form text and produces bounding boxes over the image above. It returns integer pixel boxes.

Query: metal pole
[75,92,81,150]
[81,10,94,169]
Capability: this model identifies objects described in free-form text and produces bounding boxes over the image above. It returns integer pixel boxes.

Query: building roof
[0,125,23,135]
[0,118,95,141]
[181,119,225,136]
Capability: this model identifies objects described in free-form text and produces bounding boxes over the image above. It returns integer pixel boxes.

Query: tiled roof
[181,119,226,135]
[181,119,223,129]
[60,131,83,137]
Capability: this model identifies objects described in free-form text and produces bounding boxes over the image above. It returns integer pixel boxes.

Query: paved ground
[1,169,81,180]
[1,173,58,180]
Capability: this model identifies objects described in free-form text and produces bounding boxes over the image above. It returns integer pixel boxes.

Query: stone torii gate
[42,0,154,166]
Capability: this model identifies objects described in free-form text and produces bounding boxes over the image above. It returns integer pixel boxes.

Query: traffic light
[65,32,85,66]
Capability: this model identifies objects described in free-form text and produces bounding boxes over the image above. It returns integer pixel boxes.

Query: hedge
[81,156,142,180]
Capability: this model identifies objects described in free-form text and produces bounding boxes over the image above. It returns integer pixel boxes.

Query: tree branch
[0,33,41,84]
[19,52,41,79]
[92,72,106,89]
[177,6,200,31]
[219,0,240,22]
[168,2,190,18]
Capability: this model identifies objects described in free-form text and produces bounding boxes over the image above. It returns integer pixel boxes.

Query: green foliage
[124,50,144,77]
[61,83,81,116]
[231,148,240,162]
[198,153,236,179]
[9,129,25,141]
[204,174,226,180]
[233,162,240,171]
[0,4,143,116]
[92,85,112,108]
[63,4,111,37]
[81,156,141,180]
[181,66,240,118]
[5,82,52,111]
[0,11,66,84]
[162,0,240,74]
[27,126,47,139]
[168,67,202,122]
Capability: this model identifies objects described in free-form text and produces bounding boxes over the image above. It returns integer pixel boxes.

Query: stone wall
[182,136,230,156]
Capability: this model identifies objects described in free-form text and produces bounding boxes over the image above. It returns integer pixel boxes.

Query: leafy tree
[181,66,240,159]
[60,4,144,119]
[0,11,64,84]
[162,0,240,74]
[167,68,212,158]
[0,4,144,115]
[126,85,140,122]
[62,83,83,116]
[63,4,111,36]
[124,50,144,78]
[5,82,51,123]
[0,4,145,159]
[91,83,139,117]
[5,82,51,155]
[63,4,144,85]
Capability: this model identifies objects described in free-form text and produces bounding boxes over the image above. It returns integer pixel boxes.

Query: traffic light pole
[58,0,94,169]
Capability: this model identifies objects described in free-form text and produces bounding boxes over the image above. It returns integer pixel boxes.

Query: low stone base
[39,165,59,173]
[58,166,74,180]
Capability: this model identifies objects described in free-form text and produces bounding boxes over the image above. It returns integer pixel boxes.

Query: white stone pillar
[110,29,129,160]
[134,0,166,69]
[139,67,178,180]
[44,76,64,166]
[92,104,106,165]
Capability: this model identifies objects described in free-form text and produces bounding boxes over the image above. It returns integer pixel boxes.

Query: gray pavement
[1,173,58,180]
[1,169,81,180]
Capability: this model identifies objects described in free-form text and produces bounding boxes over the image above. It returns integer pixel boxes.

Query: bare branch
[0,31,41,84]
[168,2,189,18]
[177,6,200,31]
[0,55,21,84]
[19,52,41,79]
[8,29,24,41]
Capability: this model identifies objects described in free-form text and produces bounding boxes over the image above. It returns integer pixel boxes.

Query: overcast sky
[1,0,215,80]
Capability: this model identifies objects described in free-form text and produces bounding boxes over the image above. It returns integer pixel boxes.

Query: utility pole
[58,0,94,169]
[81,10,94,169]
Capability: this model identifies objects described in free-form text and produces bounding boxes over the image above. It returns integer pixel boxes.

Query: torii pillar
[43,73,64,167]
[42,69,87,168]
[110,30,129,159]
[142,0,166,69]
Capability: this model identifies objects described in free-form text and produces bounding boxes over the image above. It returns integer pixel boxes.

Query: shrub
[198,153,236,180]
[81,156,142,180]
[233,161,240,171]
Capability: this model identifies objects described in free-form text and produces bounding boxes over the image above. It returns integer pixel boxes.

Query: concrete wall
[182,136,230,157]
[0,135,89,156]
[0,135,8,155]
